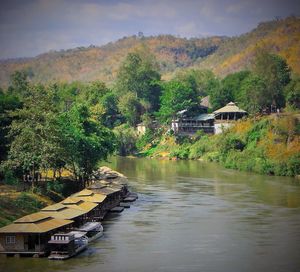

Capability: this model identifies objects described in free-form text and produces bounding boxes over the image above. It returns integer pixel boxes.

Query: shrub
[3,170,19,186]
[189,135,211,159]
[170,144,190,159]
[136,129,158,151]
[15,192,44,210]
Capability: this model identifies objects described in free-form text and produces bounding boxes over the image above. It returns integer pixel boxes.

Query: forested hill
[0,35,225,87]
[0,16,299,87]
[196,16,300,77]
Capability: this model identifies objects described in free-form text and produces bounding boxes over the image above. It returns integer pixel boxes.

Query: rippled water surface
[1,157,300,272]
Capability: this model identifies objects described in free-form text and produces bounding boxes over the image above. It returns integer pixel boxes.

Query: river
[1,157,300,272]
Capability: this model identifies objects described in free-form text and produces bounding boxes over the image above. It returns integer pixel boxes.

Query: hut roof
[73,189,94,197]
[200,96,211,109]
[193,113,215,121]
[71,189,107,204]
[60,198,98,212]
[0,214,72,234]
[14,212,50,223]
[89,186,121,196]
[41,203,66,212]
[213,102,247,114]
[61,197,82,205]
[41,205,86,220]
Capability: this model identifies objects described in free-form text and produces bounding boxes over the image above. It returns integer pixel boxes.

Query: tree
[158,80,198,122]
[115,47,161,111]
[59,104,116,187]
[99,92,121,128]
[2,85,62,187]
[113,124,137,156]
[239,74,268,114]
[118,92,145,126]
[8,70,30,98]
[209,80,233,110]
[252,49,291,109]
[222,70,251,100]
[83,81,109,105]
[284,76,300,109]
[0,92,21,163]
[176,69,219,98]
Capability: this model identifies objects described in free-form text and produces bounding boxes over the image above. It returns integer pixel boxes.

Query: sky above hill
[0,0,299,59]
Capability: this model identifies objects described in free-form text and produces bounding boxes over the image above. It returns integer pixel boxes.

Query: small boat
[48,231,88,260]
[76,222,103,243]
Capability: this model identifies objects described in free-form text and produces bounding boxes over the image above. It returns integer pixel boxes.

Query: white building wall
[214,123,233,134]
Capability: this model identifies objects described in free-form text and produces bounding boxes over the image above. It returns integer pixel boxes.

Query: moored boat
[48,231,88,260]
[76,222,103,243]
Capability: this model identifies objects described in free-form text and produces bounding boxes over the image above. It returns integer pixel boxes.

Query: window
[5,236,16,244]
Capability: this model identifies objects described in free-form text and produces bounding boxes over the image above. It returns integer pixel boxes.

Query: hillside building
[213,102,247,134]
[171,101,247,135]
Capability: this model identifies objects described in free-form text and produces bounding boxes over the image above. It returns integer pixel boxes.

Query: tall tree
[176,69,219,98]
[239,74,268,114]
[158,80,198,122]
[252,49,291,109]
[8,70,30,98]
[284,76,300,109]
[209,80,233,111]
[118,92,146,126]
[59,104,116,187]
[2,85,62,187]
[222,70,251,100]
[0,92,21,163]
[115,47,161,111]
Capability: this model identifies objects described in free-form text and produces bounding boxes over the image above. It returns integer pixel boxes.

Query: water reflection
[1,157,300,272]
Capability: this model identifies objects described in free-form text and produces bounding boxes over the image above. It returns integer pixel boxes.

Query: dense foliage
[0,74,117,188]
[139,115,300,177]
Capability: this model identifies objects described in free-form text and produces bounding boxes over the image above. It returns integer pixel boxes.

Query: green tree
[284,76,300,109]
[8,70,30,98]
[208,79,233,110]
[176,69,219,98]
[158,80,198,122]
[118,92,146,126]
[113,124,137,156]
[0,93,21,163]
[222,70,251,100]
[115,47,161,111]
[2,85,62,187]
[59,104,116,186]
[252,49,290,109]
[239,74,268,113]
[83,81,109,105]
[99,92,121,128]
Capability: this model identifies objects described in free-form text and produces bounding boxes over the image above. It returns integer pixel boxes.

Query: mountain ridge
[0,16,299,88]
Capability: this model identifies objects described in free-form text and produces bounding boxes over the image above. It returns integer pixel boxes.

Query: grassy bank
[0,176,82,227]
[138,113,300,177]
[0,185,53,227]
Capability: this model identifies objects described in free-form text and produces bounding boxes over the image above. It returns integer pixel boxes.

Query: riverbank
[138,113,300,177]
[0,185,53,227]
[0,167,130,228]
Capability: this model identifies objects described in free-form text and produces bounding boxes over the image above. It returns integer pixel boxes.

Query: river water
[1,157,300,272]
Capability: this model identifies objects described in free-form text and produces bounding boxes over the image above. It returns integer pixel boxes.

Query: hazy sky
[0,0,299,59]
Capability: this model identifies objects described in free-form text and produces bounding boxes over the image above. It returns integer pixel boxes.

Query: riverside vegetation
[0,16,299,225]
[137,114,300,177]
